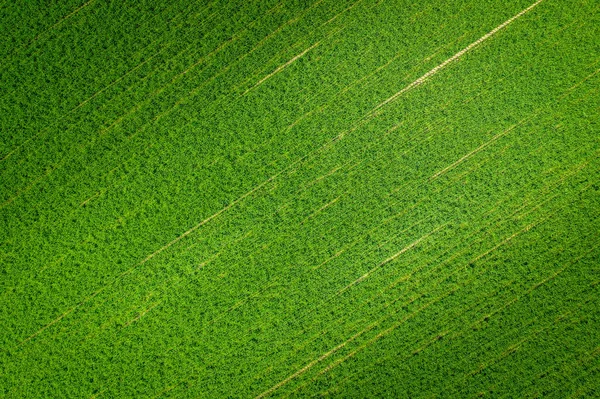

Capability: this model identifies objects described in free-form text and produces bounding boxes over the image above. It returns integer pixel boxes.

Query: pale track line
[226,0,354,97]
[452,231,599,348]
[2,0,208,71]
[368,0,545,115]
[430,121,526,180]
[122,302,161,328]
[559,66,600,99]
[336,225,445,296]
[469,219,541,265]
[300,196,341,225]
[122,179,272,270]
[80,191,102,207]
[274,27,467,149]
[242,41,320,96]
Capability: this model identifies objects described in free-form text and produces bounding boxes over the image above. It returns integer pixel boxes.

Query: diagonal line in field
[242,42,320,96]
[429,121,524,180]
[255,326,370,399]
[369,0,545,115]
[336,224,445,297]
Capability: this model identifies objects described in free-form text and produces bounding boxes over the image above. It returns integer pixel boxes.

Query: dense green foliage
[1,0,599,397]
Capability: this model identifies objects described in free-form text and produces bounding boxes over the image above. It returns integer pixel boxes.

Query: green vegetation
[1,0,599,397]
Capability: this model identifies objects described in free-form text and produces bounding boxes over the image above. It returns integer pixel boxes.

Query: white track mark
[430,121,524,180]
[301,196,341,224]
[80,192,101,207]
[255,327,368,399]
[336,225,444,296]
[470,220,539,264]
[369,0,545,114]
[243,42,320,95]
[122,302,160,328]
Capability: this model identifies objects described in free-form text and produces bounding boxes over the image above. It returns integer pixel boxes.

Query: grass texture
[0,0,599,397]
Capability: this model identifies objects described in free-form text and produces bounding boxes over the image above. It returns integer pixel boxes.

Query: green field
[1,0,599,397]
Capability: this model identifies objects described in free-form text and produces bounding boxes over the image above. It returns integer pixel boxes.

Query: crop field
[1,0,599,397]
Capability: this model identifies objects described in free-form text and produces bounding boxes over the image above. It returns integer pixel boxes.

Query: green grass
[1,0,599,397]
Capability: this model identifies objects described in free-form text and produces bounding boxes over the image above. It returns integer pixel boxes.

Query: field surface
[1,0,599,397]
